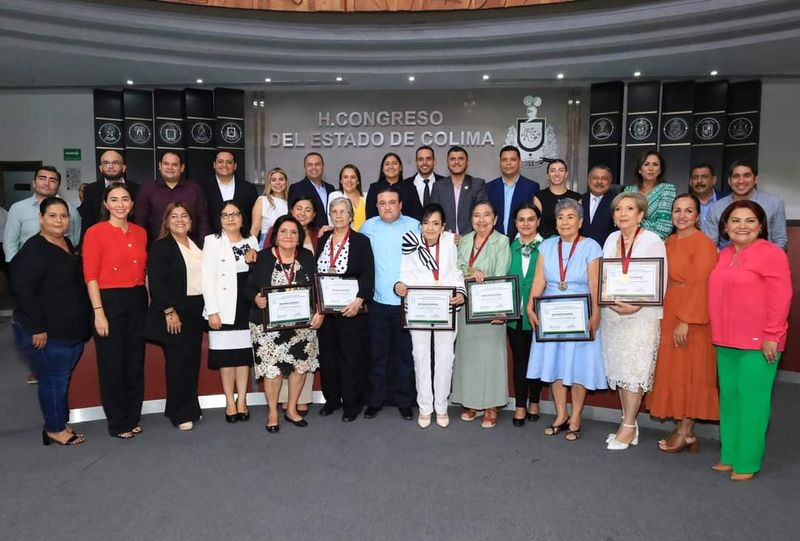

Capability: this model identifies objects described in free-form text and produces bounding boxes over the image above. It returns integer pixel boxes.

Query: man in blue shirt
[4,166,81,262]
[360,185,420,420]
[484,146,540,239]
[688,163,721,230]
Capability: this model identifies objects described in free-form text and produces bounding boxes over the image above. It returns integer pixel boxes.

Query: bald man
[78,150,140,242]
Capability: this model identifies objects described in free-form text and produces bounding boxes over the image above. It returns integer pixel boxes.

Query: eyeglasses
[221,212,242,219]
[101,161,123,167]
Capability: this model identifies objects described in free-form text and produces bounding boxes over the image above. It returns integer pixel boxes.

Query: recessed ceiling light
[264,78,272,83]
[408,75,416,82]
[633,71,642,77]
[556,73,565,80]
[335,76,343,82]
[196,78,204,84]
[126,79,134,85]
[482,74,490,81]
[710,70,719,76]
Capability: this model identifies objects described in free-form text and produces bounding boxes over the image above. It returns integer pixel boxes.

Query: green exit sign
[63,148,81,161]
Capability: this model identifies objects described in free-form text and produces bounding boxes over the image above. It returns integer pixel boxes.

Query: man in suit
[199,150,258,234]
[430,146,486,241]
[287,152,335,229]
[484,145,540,239]
[580,164,619,246]
[406,145,445,211]
[688,163,723,231]
[78,150,140,242]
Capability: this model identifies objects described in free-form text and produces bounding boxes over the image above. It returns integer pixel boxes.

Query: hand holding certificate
[598,257,664,306]
[464,275,521,324]
[315,274,366,315]
[402,286,456,330]
[261,285,314,330]
[534,295,593,342]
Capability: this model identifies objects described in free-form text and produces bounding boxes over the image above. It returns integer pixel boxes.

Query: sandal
[114,431,135,439]
[659,432,699,454]
[544,419,569,436]
[481,408,497,429]
[460,408,479,422]
[42,431,85,446]
[564,425,581,441]
[131,425,143,435]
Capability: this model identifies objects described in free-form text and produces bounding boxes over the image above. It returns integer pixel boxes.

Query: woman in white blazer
[394,203,465,429]
[202,201,259,424]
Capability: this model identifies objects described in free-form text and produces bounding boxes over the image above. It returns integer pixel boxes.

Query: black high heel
[237,411,250,422]
[284,414,308,427]
[42,430,85,446]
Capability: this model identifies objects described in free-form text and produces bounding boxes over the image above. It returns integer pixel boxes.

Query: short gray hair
[328,196,354,221]
[554,197,583,220]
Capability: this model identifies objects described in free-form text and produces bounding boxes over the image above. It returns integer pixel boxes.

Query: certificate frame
[534,294,593,342]
[464,275,521,324]
[598,257,664,306]
[260,284,314,331]
[402,286,457,331]
[315,273,367,315]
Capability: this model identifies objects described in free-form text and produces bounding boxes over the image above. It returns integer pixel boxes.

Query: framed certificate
[402,286,456,331]
[534,294,593,342]
[464,275,521,324]
[598,257,664,306]
[261,284,314,330]
[315,274,367,315]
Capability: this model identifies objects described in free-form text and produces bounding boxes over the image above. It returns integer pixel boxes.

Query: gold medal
[467,266,474,275]
[328,267,336,273]
[620,273,630,283]
[558,281,567,291]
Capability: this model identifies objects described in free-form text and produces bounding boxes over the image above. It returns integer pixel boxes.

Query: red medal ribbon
[424,237,440,282]
[468,234,490,269]
[558,236,580,285]
[276,248,297,284]
[328,228,351,271]
[619,226,641,275]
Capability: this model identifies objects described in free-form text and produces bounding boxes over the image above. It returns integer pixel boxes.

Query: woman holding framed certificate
[646,194,719,453]
[601,192,667,450]
[246,215,324,433]
[395,203,465,429]
[622,151,676,241]
[526,199,605,441]
[506,203,544,427]
[451,200,510,429]
[316,197,374,422]
[708,200,791,480]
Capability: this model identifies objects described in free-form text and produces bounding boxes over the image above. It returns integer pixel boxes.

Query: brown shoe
[659,432,699,454]
[460,408,478,422]
[712,463,733,473]
[481,408,497,429]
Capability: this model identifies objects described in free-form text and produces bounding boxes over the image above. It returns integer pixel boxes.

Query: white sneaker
[417,414,431,428]
[436,414,450,428]
[178,421,194,431]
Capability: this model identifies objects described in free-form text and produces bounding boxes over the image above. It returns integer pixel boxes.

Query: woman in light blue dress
[527,199,606,441]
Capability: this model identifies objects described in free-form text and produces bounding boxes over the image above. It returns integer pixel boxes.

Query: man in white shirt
[405,145,445,212]
[200,150,257,234]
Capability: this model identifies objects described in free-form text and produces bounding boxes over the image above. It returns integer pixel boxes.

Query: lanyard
[557,237,579,291]
[327,228,351,271]
[425,237,440,282]
[469,234,489,269]
[620,226,642,275]
[275,248,297,284]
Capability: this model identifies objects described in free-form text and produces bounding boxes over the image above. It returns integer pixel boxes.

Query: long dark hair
[378,152,404,183]
[634,150,666,186]
[100,181,134,221]
[719,199,769,242]
[215,199,247,239]
[157,202,193,240]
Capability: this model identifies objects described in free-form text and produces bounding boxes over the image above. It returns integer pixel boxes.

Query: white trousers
[411,329,456,415]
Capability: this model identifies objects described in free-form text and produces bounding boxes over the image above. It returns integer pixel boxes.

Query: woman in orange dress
[647,193,719,453]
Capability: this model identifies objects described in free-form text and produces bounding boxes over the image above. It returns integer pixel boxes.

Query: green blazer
[507,237,541,331]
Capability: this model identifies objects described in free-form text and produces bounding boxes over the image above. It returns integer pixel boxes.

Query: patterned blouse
[623,182,676,240]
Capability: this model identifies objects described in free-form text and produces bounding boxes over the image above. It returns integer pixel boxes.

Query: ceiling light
[335,76,343,82]
[710,70,719,76]
[556,73,564,80]
[196,78,204,84]
[126,79,134,85]
[408,76,416,82]
[482,74,490,81]
[264,78,272,83]
[633,71,642,77]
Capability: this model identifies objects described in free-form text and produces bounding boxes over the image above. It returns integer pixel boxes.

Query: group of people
[4,144,791,482]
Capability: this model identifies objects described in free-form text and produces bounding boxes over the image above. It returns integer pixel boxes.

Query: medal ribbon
[468,234,490,269]
[558,237,580,286]
[328,228,351,271]
[276,248,297,284]
[424,238,440,282]
[619,226,641,275]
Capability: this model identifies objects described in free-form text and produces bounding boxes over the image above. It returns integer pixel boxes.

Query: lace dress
[250,260,319,379]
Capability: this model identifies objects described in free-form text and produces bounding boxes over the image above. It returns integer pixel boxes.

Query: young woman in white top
[251,167,289,243]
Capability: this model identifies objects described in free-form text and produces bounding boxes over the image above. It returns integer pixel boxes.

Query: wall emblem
[220,122,243,145]
[591,117,614,141]
[628,117,653,141]
[159,122,183,146]
[728,118,753,141]
[128,122,152,145]
[695,117,720,141]
[191,122,213,145]
[662,118,688,141]
[98,123,122,146]
[504,95,558,167]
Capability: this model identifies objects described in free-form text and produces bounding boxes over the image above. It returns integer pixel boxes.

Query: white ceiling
[0,0,799,90]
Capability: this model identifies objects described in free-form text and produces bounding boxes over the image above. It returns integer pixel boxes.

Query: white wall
[758,81,800,220]
[0,91,95,207]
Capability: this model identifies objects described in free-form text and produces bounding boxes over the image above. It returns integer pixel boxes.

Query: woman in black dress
[533,159,581,239]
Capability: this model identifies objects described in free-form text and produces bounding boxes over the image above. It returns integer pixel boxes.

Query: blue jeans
[20,330,84,432]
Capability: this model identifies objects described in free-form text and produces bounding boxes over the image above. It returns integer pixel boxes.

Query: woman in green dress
[451,200,511,429]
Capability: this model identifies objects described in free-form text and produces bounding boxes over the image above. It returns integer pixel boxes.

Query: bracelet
[93,306,103,310]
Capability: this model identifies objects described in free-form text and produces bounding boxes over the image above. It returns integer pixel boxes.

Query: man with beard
[687,163,721,230]
[79,150,140,242]
[430,146,486,240]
